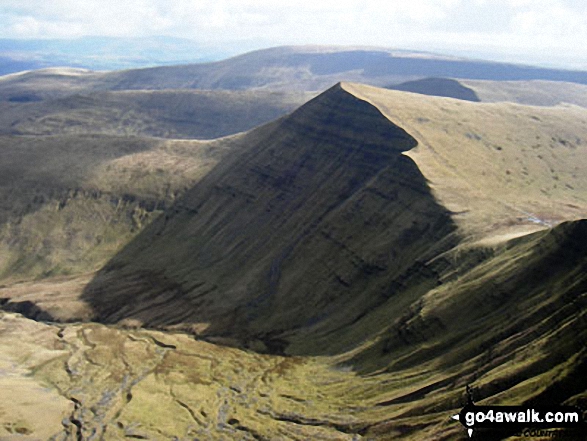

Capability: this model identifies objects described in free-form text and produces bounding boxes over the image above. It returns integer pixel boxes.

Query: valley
[0,48,586,440]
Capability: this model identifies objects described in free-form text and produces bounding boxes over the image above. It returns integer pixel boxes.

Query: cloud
[0,0,465,39]
[0,0,585,68]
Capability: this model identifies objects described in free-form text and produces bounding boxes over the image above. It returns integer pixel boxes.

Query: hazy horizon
[1,0,586,71]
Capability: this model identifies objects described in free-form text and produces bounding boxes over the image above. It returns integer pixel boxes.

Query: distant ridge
[388,77,480,101]
[0,82,586,439]
[0,89,313,139]
[80,46,587,90]
[2,46,587,101]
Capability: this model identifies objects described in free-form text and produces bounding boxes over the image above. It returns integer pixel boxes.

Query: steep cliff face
[81,84,458,353]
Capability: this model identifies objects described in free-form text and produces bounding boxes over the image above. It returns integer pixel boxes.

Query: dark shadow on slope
[80,83,459,357]
[352,219,587,373]
[0,135,163,279]
[356,219,587,438]
[387,77,480,102]
[0,90,310,139]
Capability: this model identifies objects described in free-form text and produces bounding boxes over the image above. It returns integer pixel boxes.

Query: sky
[1,0,586,69]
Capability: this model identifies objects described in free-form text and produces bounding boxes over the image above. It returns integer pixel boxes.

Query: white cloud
[0,0,585,68]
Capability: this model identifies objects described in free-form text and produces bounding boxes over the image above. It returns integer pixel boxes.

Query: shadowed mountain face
[1,81,587,439]
[0,134,235,285]
[0,89,313,139]
[81,84,458,354]
[388,77,480,102]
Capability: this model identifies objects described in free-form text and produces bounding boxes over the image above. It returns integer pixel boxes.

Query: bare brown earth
[0,83,586,439]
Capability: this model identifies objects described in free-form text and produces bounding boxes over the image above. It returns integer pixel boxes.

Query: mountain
[0,89,313,139]
[80,84,459,351]
[2,46,587,102]
[73,83,587,346]
[389,77,587,108]
[1,82,586,439]
[388,78,481,101]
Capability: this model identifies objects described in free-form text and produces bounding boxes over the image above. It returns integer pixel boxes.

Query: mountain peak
[80,83,457,354]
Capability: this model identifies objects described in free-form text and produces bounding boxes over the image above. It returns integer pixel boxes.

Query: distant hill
[0,89,313,139]
[1,82,587,439]
[100,46,587,91]
[388,77,480,101]
[463,79,587,107]
[2,46,587,101]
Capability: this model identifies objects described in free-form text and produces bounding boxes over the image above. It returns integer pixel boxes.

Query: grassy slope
[1,220,585,439]
[0,133,235,286]
[463,79,587,108]
[346,83,587,241]
[1,83,587,439]
[0,89,313,139]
